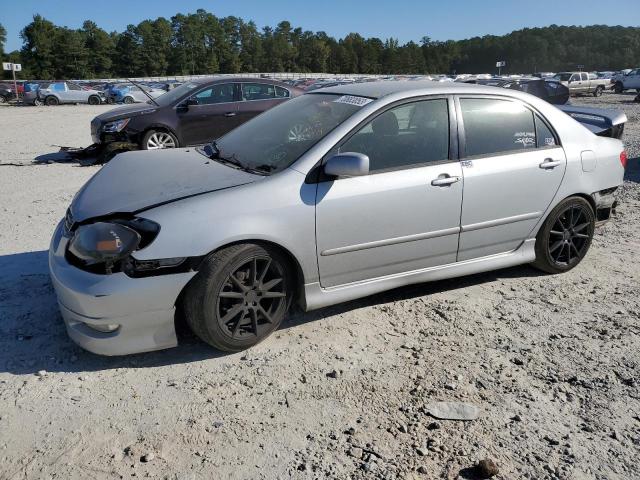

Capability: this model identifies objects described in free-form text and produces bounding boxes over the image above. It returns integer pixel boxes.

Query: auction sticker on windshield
[333,95,374,107]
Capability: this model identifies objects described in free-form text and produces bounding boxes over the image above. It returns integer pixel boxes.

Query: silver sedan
[49,81,626,355]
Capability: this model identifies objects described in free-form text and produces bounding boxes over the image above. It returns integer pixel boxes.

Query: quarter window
[339,99,450,172]
[535,115,557,148]
[242,83,276,101]
[460,98,537,157]
[275,86,290,98]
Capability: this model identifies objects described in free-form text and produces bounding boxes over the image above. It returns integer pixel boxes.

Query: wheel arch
[177,239,307,311]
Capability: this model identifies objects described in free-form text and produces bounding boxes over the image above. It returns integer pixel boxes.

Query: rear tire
[0,95,6,104]
[533,196,595,274]
[593,86,604,97]
[183,243,293,352]
[614,82,624,94]
[34,98,44,106]
[45,96,59,106]
[88,95,101,105]
[141,129,178,150]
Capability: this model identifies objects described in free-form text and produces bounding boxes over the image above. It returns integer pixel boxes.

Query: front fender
[132,168,320,284]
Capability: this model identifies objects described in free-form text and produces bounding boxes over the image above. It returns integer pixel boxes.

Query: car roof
[308,80,524,99]
[190,77,294,86]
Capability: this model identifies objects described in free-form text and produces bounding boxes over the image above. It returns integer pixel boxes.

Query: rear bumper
[49,221,196,356]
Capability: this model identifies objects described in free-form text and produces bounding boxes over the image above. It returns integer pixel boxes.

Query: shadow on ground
[0,248,545,376]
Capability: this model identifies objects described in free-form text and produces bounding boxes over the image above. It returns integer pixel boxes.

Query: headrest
[372,111,399,136]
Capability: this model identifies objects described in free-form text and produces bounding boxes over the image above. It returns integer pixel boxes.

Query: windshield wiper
[202,142,273,175]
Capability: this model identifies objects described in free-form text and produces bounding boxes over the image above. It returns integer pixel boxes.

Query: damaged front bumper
[49,221,196,356]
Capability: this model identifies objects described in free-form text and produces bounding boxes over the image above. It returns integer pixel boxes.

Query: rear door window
[460,98,537,157]
[242,83,276,101]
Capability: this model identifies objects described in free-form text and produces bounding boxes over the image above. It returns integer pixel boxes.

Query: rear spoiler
[557,105,627,139]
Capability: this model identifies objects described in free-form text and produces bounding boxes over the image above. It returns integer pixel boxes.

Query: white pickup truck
[613,68,640,93]
[552,72,609,96]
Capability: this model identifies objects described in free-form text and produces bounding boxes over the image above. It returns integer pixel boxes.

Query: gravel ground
[0,93,638,480]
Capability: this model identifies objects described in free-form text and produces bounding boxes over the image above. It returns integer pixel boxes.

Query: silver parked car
[121,85,167,103]
[49,81,626,355]
[38,81,104,106]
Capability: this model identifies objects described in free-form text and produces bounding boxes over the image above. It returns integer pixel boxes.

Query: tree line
[1,12,639,81]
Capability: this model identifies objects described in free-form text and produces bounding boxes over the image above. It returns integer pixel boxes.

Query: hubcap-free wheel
[217,256,287,340]
[547,204,592,267]
[183,243,292,352]
[533,197,595,274]
[146,132,176,149]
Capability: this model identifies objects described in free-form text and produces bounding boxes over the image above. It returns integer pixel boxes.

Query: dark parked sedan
[91,78,303,149]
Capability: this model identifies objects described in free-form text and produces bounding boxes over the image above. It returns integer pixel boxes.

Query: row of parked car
[0,79,183,106]
[2,67,639,106]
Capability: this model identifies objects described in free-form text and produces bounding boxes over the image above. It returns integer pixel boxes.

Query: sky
[2,0,640,52]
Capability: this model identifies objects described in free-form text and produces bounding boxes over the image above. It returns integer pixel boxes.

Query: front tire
[614,82,624,94]
[123,96,134,104]
[533,197,595,274]
[141,129,178,150]
[88,95,101,105]
[183,243,293,352]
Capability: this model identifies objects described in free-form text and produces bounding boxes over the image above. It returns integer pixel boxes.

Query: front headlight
[68,222,141,272]
[102,118,130,133]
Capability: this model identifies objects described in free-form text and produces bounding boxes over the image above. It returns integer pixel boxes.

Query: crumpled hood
[95,103,158,122]
[70,148,260,222]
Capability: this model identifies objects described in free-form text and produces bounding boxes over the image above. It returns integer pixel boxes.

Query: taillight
[620,150,628,169]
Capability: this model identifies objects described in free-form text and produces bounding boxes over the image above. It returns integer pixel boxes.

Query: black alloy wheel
[547,204,592,266]
[533,197,595,273]
[216,256,288,340]
[183,243,293,352]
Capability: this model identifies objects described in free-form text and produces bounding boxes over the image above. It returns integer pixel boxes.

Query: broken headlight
[68,222,141,273]
[102,118,130,133]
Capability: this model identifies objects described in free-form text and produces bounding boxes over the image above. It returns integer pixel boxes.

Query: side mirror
[324,152,369,178]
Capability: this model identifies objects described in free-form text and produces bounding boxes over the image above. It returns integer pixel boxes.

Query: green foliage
[10,13,640,79]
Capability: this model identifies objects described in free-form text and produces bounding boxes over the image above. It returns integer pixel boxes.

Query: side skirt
[303,238,537,311]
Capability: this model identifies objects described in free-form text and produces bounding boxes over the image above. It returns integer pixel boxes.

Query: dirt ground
[0,94,638,480]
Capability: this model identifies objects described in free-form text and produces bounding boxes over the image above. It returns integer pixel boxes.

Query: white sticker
[544,137,556,146]
[333,95,373,107]
[514,131,536,147]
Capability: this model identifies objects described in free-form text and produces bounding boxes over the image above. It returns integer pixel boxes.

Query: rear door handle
[224,112,237,117]
[539,158,562,169]
[431,175,460,186]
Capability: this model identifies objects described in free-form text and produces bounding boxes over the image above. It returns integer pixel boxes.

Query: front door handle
[224,112,237,117]
[539,158,562,169]
[431,174,460,186]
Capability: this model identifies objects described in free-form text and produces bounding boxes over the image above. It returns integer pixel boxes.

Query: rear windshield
[553,73,572,81]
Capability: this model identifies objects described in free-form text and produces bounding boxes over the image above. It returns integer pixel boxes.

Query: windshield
[152,82,199,107]
[553,73,572,81]
[213,93,370,173]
